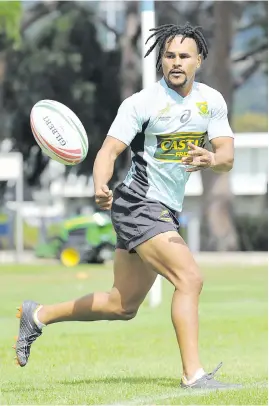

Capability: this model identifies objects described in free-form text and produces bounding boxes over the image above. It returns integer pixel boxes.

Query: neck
[165,77,194,97]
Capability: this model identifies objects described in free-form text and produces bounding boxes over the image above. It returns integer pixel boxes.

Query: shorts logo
[159,209,172,222]
[154,132,206,162]
[196,102,210,118]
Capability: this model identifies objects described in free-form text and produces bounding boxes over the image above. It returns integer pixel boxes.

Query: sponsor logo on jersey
[196,102,210,118]
[151,103,172,125]
[158,102,171,116]
[154,132,206,162]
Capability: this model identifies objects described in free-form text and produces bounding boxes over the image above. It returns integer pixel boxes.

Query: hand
[95,185,113,210]
[182,142,215,173]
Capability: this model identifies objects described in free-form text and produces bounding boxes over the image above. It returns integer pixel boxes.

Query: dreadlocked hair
[144,22,208,70]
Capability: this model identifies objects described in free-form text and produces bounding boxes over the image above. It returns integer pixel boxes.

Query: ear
[197,54,202,69]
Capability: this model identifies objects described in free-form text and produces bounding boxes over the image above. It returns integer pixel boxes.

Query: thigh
[112,248,157,310]
[135,231,202,288]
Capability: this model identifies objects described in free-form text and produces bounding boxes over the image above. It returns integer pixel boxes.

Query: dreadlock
[144,22,208,71]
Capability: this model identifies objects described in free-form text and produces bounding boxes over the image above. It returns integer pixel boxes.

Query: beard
[168,73,188,89]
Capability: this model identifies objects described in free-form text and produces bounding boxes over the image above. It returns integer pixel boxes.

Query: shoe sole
[14,305,23,366]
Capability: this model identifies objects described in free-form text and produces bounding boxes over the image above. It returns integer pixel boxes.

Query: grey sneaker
[180,363,241,389]
[14,300,42,367]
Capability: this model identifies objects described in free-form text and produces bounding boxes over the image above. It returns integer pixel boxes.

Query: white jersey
[108,77,234,212]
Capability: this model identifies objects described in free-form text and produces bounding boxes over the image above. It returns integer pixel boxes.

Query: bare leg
[37,249,157,325]
[136,231,203,379]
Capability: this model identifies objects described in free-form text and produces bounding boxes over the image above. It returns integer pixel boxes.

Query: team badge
[196,102,210,118]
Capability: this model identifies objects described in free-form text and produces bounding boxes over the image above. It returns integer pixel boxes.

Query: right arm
[93,136,128,192]
[93,136,128,210]
[93,95,143,210]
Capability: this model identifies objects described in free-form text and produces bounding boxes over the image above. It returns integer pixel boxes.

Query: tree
[3,1,122,187]
[0,0,22,135]
[156,0,267,250]
[0,1,22,202]
[2,0,267,250]
[199,1,239,250]
[0,1,22,44]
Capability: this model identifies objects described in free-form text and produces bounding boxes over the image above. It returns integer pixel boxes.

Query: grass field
[0,262,267,405]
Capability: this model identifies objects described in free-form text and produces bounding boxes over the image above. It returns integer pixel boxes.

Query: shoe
[180,363,242,389]
[15,300,42,367]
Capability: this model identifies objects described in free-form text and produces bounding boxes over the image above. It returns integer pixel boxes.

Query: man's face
[161,36,201,90]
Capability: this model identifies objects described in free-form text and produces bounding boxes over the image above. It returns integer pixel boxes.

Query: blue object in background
[0,222,9,236]
[179,214,189,228]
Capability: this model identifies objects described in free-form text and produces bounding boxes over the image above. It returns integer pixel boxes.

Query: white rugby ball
[30,100,88,165]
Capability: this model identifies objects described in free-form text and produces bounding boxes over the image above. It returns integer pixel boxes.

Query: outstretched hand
[182,142,215,172]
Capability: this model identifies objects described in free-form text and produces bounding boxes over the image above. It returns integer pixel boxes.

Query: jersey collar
[159,76,195,99]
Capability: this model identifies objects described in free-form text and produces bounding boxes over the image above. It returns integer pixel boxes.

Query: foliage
[3,2,121,185]
[0,1,22,45]
[1,0,268,206]
[232,113,268,132]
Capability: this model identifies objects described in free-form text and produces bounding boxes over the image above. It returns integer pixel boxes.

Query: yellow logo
[151,103,172,126]
[196,102,210,118]
[159,209,172,222]
[154,132,206,162]
[158,102,171,117]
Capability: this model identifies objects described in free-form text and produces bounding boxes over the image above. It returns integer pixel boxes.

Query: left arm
[182,91,234,173]
[209,137,234,172]
[182,138,234,173]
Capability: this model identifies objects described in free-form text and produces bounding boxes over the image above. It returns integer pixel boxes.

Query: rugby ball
[30,100,88,165]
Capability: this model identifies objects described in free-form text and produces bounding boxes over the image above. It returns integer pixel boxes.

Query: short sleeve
[208,92,234,141]
[107,95,143,146]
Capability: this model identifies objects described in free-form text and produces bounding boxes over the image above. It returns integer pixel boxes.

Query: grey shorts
[111,183,180,253]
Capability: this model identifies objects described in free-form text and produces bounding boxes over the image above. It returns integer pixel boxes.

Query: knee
[118,308,138,321]
[173,266,203,294]
[107,290,139,321]
[113,307,138,321]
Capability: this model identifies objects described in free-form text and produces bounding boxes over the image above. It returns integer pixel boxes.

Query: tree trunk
[120,1,140,100]
[200,1,239,251]
[0,50,7,142]
[117,1,141,180]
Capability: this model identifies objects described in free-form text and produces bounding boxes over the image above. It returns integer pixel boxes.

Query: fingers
[182,144,206,163]
[95,194,113,204]
[96,185,113,198]
[95,185,113,210]
[183,155,212,172]
[182,156,193,164]
[184,159,211,171]
[182,156,210,165]
[185,166,202,173]
[182,145,213,170]
[98,200,113,210]
[187,143,204,157]
[96,196,113,210]
[101,185,113,197]
[187,142,197,150]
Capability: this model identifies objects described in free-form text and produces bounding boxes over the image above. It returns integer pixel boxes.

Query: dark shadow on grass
[57,376,179,387]
[2,387,50,393]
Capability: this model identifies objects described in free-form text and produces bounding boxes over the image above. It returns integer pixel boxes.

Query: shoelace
[18,330,41,350]
[27,331,41,345]
[205,362,223,380]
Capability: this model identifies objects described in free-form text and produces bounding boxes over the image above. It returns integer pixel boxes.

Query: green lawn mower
[35,213,116,267]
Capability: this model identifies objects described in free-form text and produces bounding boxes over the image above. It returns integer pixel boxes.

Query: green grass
[0,263,267,405]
